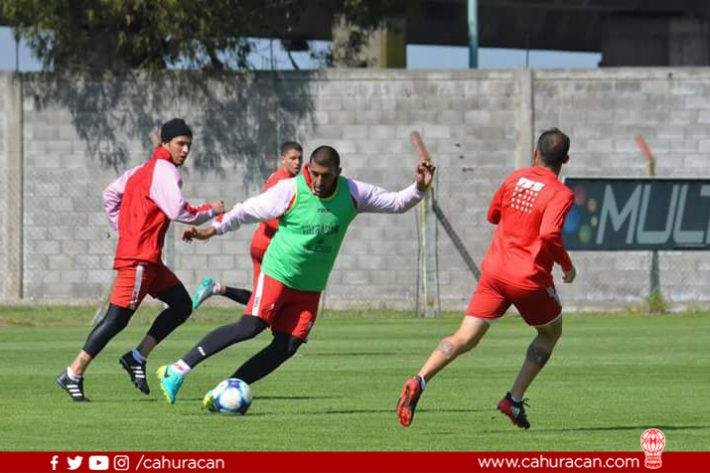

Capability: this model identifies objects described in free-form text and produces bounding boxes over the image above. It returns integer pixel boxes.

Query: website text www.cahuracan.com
[135,454,226,470]
[477,454,640,470]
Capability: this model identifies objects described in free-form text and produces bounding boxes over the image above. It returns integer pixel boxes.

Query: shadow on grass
[310,407,488,416]
[256,395,343,400]
[305,352,399,357]
[145,395,343,403]
[158,406,490,419]
[88,397,160,403]
[540,424,710,433]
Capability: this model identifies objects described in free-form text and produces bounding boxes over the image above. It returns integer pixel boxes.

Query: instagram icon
[113,455,130,471]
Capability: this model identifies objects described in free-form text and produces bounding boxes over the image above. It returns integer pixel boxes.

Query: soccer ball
[203,378,253,415]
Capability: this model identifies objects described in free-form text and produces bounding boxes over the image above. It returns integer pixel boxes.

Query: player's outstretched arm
[182,226,218,242]
[350,158,436,214]
[415,160,436,192]
[175,199,225,226]
[211,179,297,235]
[210,200,225,214]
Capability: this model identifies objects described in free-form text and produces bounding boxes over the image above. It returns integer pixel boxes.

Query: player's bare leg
[419,316,490,381]
[56,350,93,402]
[398,316,489,427]
[498,317,562,429]
[69,350,93,376]
[510,317,562,398]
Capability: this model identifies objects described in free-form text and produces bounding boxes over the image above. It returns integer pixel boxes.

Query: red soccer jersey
[250,166,296,254]
[481,166,574,289]
[111,147,212,268]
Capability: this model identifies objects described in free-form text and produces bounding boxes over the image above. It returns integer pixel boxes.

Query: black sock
[232,332,302,384]
[222,286,252,305]
[182,315,267,367]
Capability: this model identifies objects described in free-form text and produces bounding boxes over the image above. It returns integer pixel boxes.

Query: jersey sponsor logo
[510,178,545,214]
[516,177,546,192]
[301,224,340,235]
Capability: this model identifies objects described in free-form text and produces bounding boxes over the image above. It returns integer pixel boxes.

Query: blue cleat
[157,365,184,405]
[192,277,216,309]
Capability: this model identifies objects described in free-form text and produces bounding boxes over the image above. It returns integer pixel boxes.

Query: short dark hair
[537,128,570,167]
[280,141,303,155]
[309,145,340,169]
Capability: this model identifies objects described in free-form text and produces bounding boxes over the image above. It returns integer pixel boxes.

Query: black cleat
[56,371,89,402]
[119,351,150,394]
[497,392,531,429]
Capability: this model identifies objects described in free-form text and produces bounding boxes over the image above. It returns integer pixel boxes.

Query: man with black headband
[56,118,225,402]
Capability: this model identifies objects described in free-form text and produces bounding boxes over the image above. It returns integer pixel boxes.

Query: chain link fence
[5,152,710,314]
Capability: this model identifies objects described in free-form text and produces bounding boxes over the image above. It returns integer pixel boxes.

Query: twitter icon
[67,456,83,470]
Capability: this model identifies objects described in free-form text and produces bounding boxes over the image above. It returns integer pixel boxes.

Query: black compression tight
[231,332,303,384]
[222,286,252,305]
[82,304,134,357]
[146,285,193,343]
[182,315,267,367]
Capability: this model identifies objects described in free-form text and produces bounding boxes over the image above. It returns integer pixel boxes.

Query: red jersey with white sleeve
[481,166,574,289]
[103,147,215,269]
[249,166,294,260]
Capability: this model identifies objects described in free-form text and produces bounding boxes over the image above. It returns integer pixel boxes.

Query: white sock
[212,282,222,294]
[171,359,192,375]
[511,393,522,403]
[131,348,146,363]
[66,367,81,382]
[417,375,426,390]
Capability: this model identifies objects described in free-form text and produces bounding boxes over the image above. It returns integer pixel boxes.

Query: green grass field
[0,306,708,451]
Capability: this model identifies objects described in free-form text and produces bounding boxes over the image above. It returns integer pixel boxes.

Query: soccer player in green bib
[157,145,435,404]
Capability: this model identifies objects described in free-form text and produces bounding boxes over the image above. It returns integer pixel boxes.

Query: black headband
[160,118,192,143]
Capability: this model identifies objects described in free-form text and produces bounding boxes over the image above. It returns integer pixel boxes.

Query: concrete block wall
[0,74,6,299]
[534,69,710,309]
[1,69,709,310]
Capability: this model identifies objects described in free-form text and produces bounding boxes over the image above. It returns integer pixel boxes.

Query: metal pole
[647,158,660,297]
[3,73,24,301]
[14,31,20,72]
[468,0,478,68]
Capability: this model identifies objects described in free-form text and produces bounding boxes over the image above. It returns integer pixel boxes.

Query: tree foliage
[1,0,412,72]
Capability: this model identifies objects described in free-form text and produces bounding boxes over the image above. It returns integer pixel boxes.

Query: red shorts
[109,263,181,310]
[244,272,321,341]
[465,273,561,326]
[250,243,267,290]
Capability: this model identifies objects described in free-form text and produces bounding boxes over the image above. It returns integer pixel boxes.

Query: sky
[0,26,602,71]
